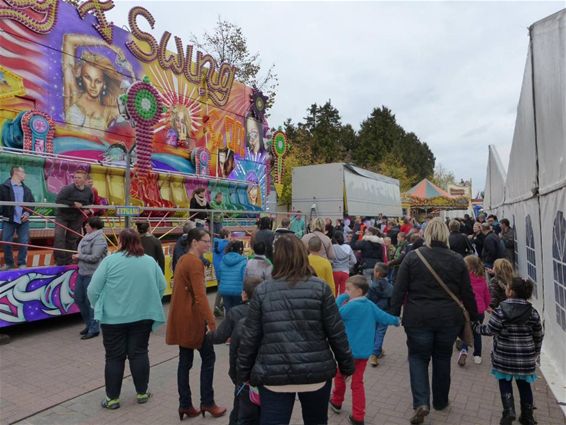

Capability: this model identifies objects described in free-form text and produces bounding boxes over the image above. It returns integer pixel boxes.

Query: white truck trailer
[292,163,402,220]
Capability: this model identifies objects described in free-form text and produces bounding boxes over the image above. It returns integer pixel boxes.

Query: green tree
[191,17,279,108]
[354,106,403,169]
[391,131,435,185]
[378,152,416,192]
[299,101,348,164]
[431,164,456,189]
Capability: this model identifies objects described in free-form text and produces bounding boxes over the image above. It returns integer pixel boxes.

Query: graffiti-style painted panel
[0,265,78,328]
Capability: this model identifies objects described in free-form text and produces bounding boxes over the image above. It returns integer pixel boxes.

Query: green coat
[88,253,166,331]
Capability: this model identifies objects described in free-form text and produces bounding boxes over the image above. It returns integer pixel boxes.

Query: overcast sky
[108,1,564,195]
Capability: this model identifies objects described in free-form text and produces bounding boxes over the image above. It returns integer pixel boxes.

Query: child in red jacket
[459,255,491,366]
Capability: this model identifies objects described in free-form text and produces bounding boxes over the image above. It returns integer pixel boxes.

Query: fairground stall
[401,178,469,219]
[0,0,274,328]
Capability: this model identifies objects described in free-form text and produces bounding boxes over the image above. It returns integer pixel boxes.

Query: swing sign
[116,206,141,217]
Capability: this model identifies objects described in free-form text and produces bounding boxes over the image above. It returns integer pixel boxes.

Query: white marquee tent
[484,9,566,410]
[483,145,507,213]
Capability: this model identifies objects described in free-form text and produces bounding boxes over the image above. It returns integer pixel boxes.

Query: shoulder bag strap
[415,248,470,320]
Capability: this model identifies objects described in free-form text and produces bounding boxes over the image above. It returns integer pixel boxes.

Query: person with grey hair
[448,219,474,258]
[301,217,335,260]
[390,217,478,424]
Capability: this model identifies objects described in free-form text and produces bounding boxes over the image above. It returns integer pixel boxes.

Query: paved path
[1,292,564,425]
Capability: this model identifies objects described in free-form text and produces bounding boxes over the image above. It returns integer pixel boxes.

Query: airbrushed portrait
[63,34,134,131]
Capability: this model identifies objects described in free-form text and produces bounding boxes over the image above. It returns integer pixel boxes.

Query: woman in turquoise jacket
[88,228,166,410]
[218,240,247,312]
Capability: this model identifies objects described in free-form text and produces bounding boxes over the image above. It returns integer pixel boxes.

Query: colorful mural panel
[0,0,270,208]
[0,265,78,328]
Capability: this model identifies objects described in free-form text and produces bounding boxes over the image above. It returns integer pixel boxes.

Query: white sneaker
[473,356,482,364]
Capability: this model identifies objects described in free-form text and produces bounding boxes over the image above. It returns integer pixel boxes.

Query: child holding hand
[474,277,543,425]
[458,255,491,366]
[330,275,400,425]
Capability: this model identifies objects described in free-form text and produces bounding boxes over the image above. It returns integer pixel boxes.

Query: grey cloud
[108,1,563,194]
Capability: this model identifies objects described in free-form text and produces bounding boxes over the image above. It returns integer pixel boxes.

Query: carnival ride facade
[0,0,274,328]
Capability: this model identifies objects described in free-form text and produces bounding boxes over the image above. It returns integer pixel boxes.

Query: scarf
[194,192,207,207]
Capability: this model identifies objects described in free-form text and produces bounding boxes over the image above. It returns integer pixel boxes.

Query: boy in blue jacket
[330,275,400,425]
[218,240,247,312]
[367,262,394,367]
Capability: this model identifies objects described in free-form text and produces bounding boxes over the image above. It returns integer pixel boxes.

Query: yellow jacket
[308,254,336,295]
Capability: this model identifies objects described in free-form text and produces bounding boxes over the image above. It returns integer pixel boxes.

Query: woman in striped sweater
[474,277,543,425]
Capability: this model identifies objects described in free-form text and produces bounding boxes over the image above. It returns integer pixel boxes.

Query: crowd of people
[0,177,544,425]
[82,210,541,425]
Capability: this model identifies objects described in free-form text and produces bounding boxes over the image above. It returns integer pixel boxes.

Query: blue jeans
[2,220,29,267]
[405,326,460,410]
[74,274,99,335]
[177,334,216,408]
[223,295,242,313]
[258,380,332,425]
[373,323,388,356]
[462,313,484,356]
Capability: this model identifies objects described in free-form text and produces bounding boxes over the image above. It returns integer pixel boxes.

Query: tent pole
[528,26,545,301]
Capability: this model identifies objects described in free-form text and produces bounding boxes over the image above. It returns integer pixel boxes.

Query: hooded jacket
[212,237,230,280]
[218,252,247,296]
[245,255,272,281]
[76,229,108,276]
[475,299,543,376]
[468,273,491,314]
[332,243,357,273]
[352,235,384,269]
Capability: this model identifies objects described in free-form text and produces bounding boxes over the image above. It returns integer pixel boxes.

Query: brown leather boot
[200,404,227,417]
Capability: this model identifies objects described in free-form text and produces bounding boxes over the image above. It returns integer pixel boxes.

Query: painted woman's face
[249,186,259,205]
[81,64,104,99]
[246,118,261,154]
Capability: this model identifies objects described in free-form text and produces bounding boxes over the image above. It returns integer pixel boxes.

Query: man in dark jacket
[54,169,93,265]
[136,222,165,273]
[481,223,504,269]
[448,220,474,257]
[0,166,35,269]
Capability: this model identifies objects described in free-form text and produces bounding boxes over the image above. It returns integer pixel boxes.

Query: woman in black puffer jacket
[238,234,355,425]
